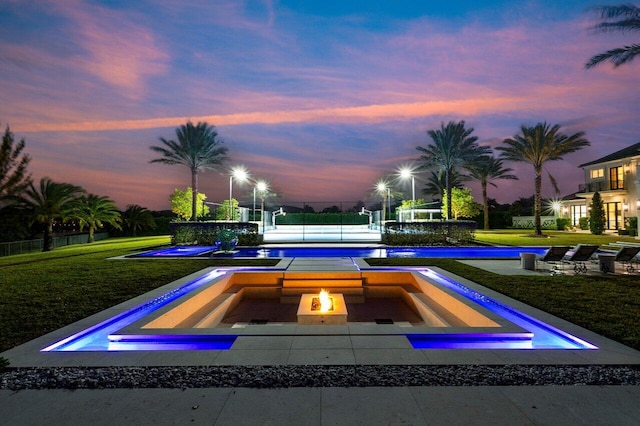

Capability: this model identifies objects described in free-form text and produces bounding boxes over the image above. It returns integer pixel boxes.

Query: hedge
[170,222,262,246]
[276,213,369,225]
[382,221,476,246]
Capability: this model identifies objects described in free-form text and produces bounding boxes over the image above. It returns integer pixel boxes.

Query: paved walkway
[2,258,640,425]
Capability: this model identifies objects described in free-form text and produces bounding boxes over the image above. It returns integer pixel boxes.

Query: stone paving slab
[2,387,640,425]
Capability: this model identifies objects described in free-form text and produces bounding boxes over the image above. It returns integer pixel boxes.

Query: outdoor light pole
[253,180,268,223]
[229,167,248,221]
[376,181,388,223]
[400,168,416,222]
[253,186,256,222]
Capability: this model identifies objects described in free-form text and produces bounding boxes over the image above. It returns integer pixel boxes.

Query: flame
[319,289,331,312]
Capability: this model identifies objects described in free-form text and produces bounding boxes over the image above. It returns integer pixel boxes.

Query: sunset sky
[1,0,638,211]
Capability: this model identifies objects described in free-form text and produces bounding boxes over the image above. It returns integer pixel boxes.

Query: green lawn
[0,237,278,352]
[474,229,640,247]
[1,233,639,356]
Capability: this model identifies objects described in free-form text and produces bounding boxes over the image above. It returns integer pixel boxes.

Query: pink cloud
[48,0,169,96]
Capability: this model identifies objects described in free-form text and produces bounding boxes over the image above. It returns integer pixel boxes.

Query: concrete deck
[2,257,640,425]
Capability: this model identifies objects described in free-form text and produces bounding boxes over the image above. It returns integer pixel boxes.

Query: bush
[382,221,476,246]
[170,222,261,246]
[627,216,638,237]
[556,218,571,230]
[578,217,589,230]
[589,192,606,235]
[172,226,196,245]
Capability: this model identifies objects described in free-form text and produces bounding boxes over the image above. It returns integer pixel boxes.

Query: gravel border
[2,365,640,390]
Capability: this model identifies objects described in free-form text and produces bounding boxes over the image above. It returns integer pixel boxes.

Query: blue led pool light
[41,269,235,351]
[409,269,598,350]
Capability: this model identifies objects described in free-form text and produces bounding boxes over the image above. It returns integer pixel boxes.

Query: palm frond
[591,4,640,20]
[585,44,640,68]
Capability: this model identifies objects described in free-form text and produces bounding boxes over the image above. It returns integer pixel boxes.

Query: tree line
[0,125,156,250]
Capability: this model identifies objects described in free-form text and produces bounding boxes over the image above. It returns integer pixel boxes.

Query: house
[562,142,640,233]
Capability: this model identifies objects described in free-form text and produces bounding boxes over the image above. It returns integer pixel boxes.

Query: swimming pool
[41,266,597,352]
[131,246,549,259]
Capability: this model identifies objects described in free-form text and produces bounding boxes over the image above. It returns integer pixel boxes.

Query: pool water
[132,246,549,259]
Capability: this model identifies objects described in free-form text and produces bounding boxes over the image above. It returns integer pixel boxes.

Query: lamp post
[376,181,389,224]
[399,167,415,222]
[253,180,267,223]
[229,167,248,221]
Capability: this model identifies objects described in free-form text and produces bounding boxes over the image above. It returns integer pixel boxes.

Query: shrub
[556,218,571,230]
[169,222,261,246]
[383,221,476,246]
[589,192,606,235]
[578,216,589,230]
[627,216,638,237]
[172,226,196,245]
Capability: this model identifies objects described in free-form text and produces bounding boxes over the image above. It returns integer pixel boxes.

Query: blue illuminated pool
[41,267,597,352]
[131,246,549,259]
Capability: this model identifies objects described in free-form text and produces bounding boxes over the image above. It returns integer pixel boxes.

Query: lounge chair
[535,246,571,275]
[608,246,640,273]
[562,244,599,275]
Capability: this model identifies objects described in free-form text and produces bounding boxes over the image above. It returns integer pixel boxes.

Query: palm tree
[0,124,32,203]
[422,169,469,200]
[497,122,590,236]
[150,121,228,221]
[76,194,122,243]
[122,204,156,237]
[585,4,640,69]
[466,156,518,230]
[417,120,490,220]
[17,177,85,251]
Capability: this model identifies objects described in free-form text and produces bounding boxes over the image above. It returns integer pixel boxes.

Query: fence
[0,232,109,257]
[511,215,557,229]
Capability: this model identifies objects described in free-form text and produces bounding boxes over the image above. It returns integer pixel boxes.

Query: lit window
[590,169,604,179]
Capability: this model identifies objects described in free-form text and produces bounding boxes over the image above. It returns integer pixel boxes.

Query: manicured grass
[474,229,639,247]
[2,233,640,356]
[0,237,278,352]
[367,258,640,351]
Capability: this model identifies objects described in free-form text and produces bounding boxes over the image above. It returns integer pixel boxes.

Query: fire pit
[297,289,347,325]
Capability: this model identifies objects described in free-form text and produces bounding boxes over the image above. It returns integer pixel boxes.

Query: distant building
[561,142,640,233]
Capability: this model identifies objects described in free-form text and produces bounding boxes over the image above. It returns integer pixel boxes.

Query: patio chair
[562,244,599,275]
[611,246,640,273]
[535,246,571,275]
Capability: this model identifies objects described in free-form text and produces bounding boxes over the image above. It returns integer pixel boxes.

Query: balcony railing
[578,181,624,193]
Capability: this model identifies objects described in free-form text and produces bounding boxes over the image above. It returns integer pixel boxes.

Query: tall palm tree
[585,4,640,69]
[497,122,590,236]
[17,177,85,251]
[466,156,518,230]
[122,204,156,237]
[417,120,490,220]
[76,194,122,243]
[150,121,228,221]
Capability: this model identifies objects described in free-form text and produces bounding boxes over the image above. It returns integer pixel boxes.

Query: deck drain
[249,319,269,325]
[375,318,394,324]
